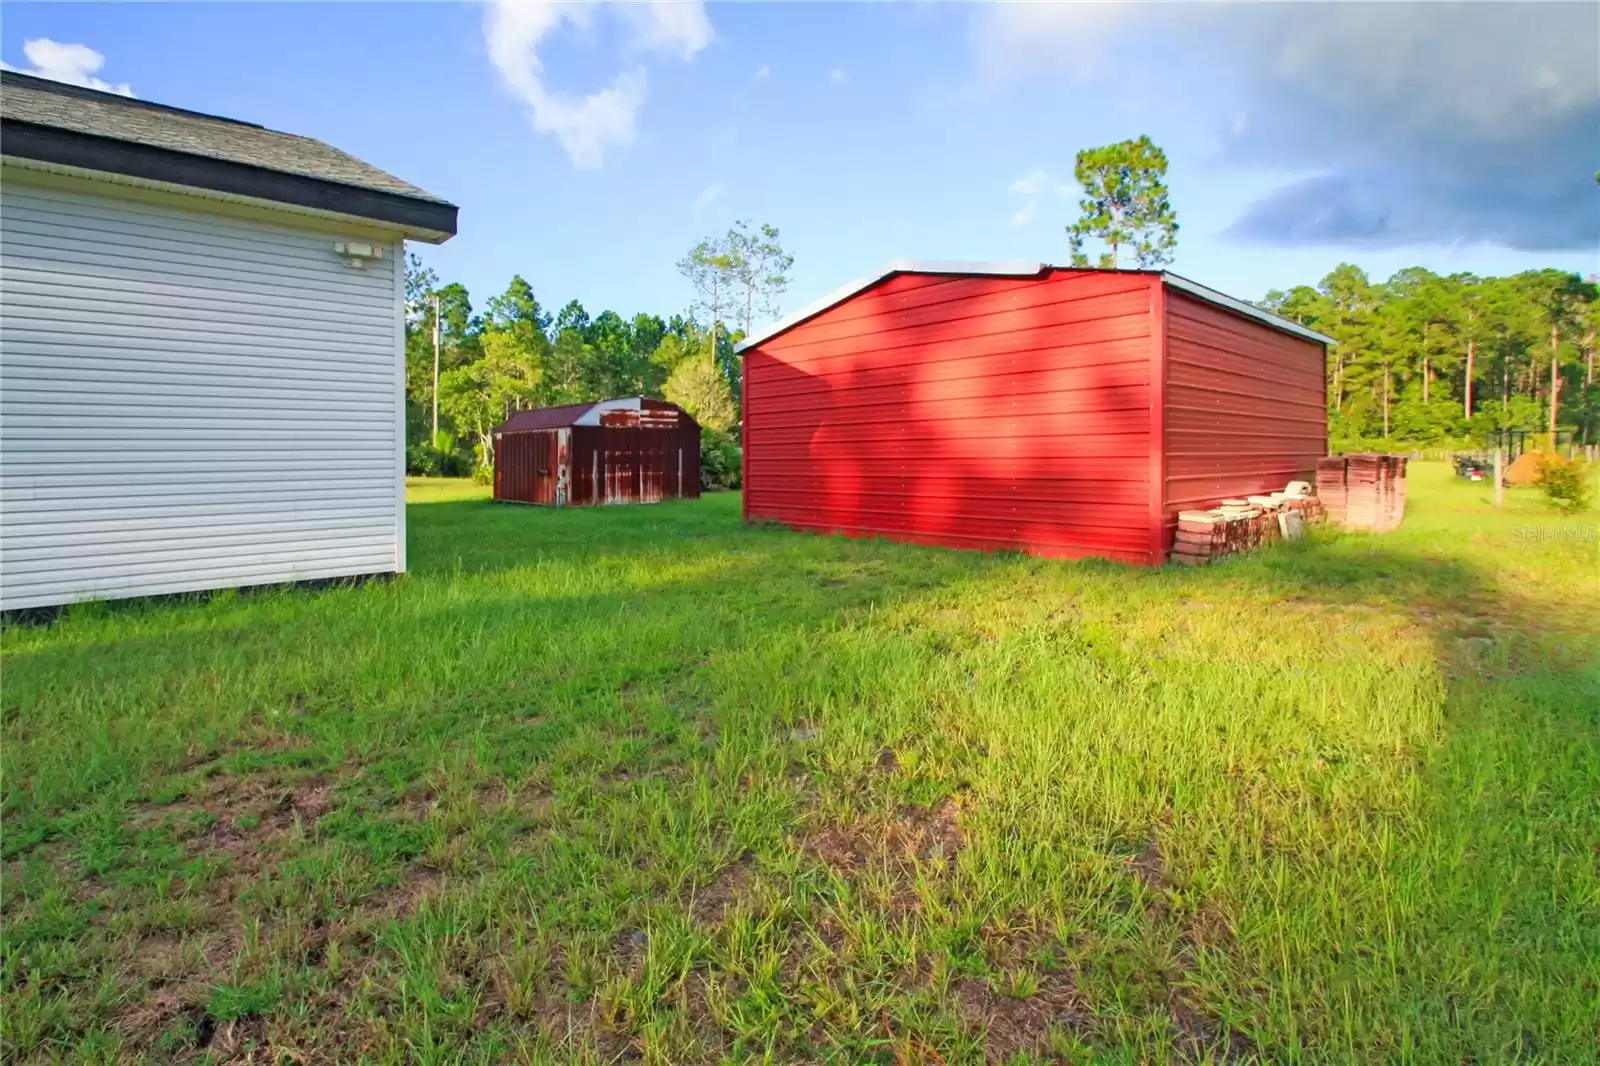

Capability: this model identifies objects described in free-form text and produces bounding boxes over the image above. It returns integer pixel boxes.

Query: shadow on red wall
[744,273,1157,564]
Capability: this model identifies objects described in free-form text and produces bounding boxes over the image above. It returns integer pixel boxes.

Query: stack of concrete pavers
[1317,454,1407,532]
[1170,482,1326,565]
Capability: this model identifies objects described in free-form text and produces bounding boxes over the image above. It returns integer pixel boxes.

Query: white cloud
[1008,169,1070,199]
[974,3,1138,85]
[2,38,132,96]
[613,1,712,61]
[484,0,711,170]
[827,68,847,84]
[973,3,1600,250]
[755,64,771,81]
[692,182,725,211]
[1007,168,1073,229]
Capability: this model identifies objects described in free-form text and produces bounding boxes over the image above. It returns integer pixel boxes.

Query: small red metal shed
[493,397,701,506]
[737,263,1332,565]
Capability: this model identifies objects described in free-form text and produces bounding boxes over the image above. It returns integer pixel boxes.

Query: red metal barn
[737,263,1331,565]
[493,398,701,506]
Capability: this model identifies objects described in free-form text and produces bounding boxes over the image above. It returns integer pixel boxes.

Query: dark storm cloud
[1226,159,1600,252]
[1217,3,1600,251]
[1226,176,1394,244]
[979,2,1600,252]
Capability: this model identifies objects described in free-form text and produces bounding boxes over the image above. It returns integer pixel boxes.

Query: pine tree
[1066,136,1178,269]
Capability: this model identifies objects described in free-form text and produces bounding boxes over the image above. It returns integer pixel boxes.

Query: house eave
[1,120,457,243]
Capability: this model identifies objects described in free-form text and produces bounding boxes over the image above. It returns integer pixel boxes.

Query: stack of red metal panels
[1344,455,1382,530]
[1316,456,1348,526]
[1381,456,1407,532]
[1320,454,1407,532]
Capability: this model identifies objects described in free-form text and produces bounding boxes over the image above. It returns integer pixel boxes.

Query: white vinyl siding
[0,172,404,610]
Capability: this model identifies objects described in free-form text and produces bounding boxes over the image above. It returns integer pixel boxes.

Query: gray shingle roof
[0,70,450,206]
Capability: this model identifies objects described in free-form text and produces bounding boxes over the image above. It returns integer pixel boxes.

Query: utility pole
[1549,322,1560,439]
[431,293,441,442]
[1494,443,1503,508]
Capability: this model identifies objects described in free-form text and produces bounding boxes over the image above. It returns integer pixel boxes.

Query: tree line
[408,135,1596,486]
[1261,266,1599,448]
[1055,136,1600,450]
[403,221,790,483]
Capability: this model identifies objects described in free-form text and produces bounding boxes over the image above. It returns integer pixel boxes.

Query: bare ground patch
[393,786,438,821]
[143,771,337,863]
[952,971,1092,1063]
[689,854,754,925]
[358,864,444,921]
[1169,994,1257,1063]
[1129,833,1167,891]
[531,992,640,1062]
[475,777,511,812]
[1181,902,1236,954]
[802,797,965,875]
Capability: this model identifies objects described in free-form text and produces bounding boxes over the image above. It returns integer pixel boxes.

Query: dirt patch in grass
[509,789,558,840]
[359,865,444,921]
[900,799,964,863]
[1129,833,1167,890]
[174,773,334,860]
[115,984,200,1045]
[533,992,638,1062]
[1169,995,1256,1063]
[1182,902,1236,953]
[614,928,650,976]
[174,731,313,776]
[475,778,511,812]
[517,789,556,818]
[107,771,342,1051]
[676,972,729,1058]
[114,981,272,1063]
[690,855,754,925]
[1125,809,1175,889]
[130,930,191,982]
[803,798,964,874]
[208,1015,271,1063]
[953,971,1091,1062]
[803,823,872,871]
[394,786,438,821]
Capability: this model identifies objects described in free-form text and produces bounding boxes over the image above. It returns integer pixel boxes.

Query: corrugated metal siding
[571,425,699,505]
[0,170,403,609]
[493,429,561,505]
[1161,289,1327,551]
[495,421,699,506]
[743,269,1157,563]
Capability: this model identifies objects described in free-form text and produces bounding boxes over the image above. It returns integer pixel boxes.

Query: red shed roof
[733,261,1334,353]
[497,401,599,432]
[495,397,691,433]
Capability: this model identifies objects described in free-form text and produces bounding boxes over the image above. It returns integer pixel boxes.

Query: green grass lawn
[3,463,1597,1065]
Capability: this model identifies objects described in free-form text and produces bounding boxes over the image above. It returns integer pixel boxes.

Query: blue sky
[5,2,1596,330]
